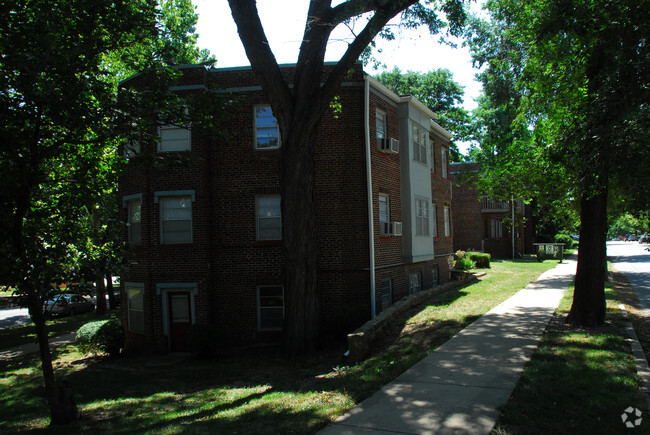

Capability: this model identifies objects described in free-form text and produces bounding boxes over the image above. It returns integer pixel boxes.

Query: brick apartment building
[450,162,535,259]
[119,63,455,353]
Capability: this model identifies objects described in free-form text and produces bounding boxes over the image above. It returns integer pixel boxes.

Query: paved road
[608,241,650,310]
[0,307,31,329]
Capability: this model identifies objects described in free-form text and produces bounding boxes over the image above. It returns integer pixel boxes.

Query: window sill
[159,243,194,248]
[254,240,282,247]
[255,148,281,155]
[379,236,397,241]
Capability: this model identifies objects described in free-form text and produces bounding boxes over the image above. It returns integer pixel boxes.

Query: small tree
[0,0,212,424]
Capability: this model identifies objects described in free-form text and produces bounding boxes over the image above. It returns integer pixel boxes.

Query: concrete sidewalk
[0,333,77,360]
[320,258,577,434]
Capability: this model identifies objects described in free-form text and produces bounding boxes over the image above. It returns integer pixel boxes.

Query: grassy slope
[0,258,560,433]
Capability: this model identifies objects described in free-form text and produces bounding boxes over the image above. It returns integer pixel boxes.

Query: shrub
[76,320,124,356]
[554,234,574,249]
[455,256,476,270]
[467,252,491,268]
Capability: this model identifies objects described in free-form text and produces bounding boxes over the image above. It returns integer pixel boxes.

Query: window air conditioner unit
[389,138,399,154]
[378,137,399,154]
[392,221,403,236]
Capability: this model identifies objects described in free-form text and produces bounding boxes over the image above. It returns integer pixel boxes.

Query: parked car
[639,234,649,244]
[43,293,95,317]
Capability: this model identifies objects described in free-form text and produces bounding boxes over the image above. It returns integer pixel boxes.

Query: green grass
[0,311,119,349]
[0,258,559,433]
[493,281,649,434]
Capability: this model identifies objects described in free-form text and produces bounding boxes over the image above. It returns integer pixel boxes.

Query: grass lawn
[0,258,560,433]
[0,311,119,349]
[493,280,650,434]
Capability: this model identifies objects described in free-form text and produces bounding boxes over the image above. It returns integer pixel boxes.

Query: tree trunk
[281,123,321,357]
[27,292,78,425]
[567,184,608,326]
[106,273,116,310]
[95,272,106,315]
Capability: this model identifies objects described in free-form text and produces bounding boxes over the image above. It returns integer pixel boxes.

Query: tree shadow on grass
[496,314,649,434]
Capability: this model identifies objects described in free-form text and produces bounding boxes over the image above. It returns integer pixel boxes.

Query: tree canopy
[467,0,650,325]
[0,0,211,424]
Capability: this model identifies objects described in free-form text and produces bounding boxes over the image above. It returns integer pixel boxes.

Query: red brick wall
[119,64,456,351]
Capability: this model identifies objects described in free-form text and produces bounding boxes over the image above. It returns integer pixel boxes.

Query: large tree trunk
[567,183,608,326]
[106,273,116,310]
[27,292,78,425]
[281,122,321,357]
[95,271,106,315]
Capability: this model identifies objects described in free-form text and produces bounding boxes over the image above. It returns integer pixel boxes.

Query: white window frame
[490,217,504,238]
[412,124,427,164]
[430,140,436,173]
[122,194,142,245]
[432,203,438,237]
[376,109,387,140]
[124,140,141,159]
[409,272,422,294]
[256,195,282,241]
[441,147,448,178]
[154,190,195,245]
[378,193,390,236]
[126,282,145,334]
[415,198,430,236]
[255,106,280,150]
[257,285,284,331]
[444,206,451,237]
[158,125,191,152]
[380,279,392,310]
[432,268,439,286]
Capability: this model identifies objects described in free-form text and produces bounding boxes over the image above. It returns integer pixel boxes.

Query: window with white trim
[430,140,436,173]
[488,217,504,238]
[255,106,280,149]
[409,272,422,294]
[256,195,282,240]
[379,193,390,236]
[416,198,429,236]
[432,203,438,237]
[126,283,144,334]
[376,109,387,140]
[412,124,427,164]
[444,206,451,237]
[158,125,190,152]
[257,285,284,330]
[160,195,193,244]
[124,140,141,159]
[441,148,448,178]
[380,279,392,310]
[432,268,439,286]
[127,197,142,245]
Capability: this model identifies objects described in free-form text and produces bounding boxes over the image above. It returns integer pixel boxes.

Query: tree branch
[321,1,417,103]
[227,0,293,118]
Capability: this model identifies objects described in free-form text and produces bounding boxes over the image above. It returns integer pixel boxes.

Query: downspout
[364,75,376,318]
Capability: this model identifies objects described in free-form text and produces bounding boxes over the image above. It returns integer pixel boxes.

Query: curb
[618,303,650,412]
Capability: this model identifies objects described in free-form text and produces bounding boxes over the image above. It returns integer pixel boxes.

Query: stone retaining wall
[347,273,483,362]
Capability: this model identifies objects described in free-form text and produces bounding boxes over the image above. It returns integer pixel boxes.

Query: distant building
[450,162,535,259]
[118,63,455,353]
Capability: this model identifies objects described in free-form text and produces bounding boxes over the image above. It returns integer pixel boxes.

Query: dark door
[168,292,191,352]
